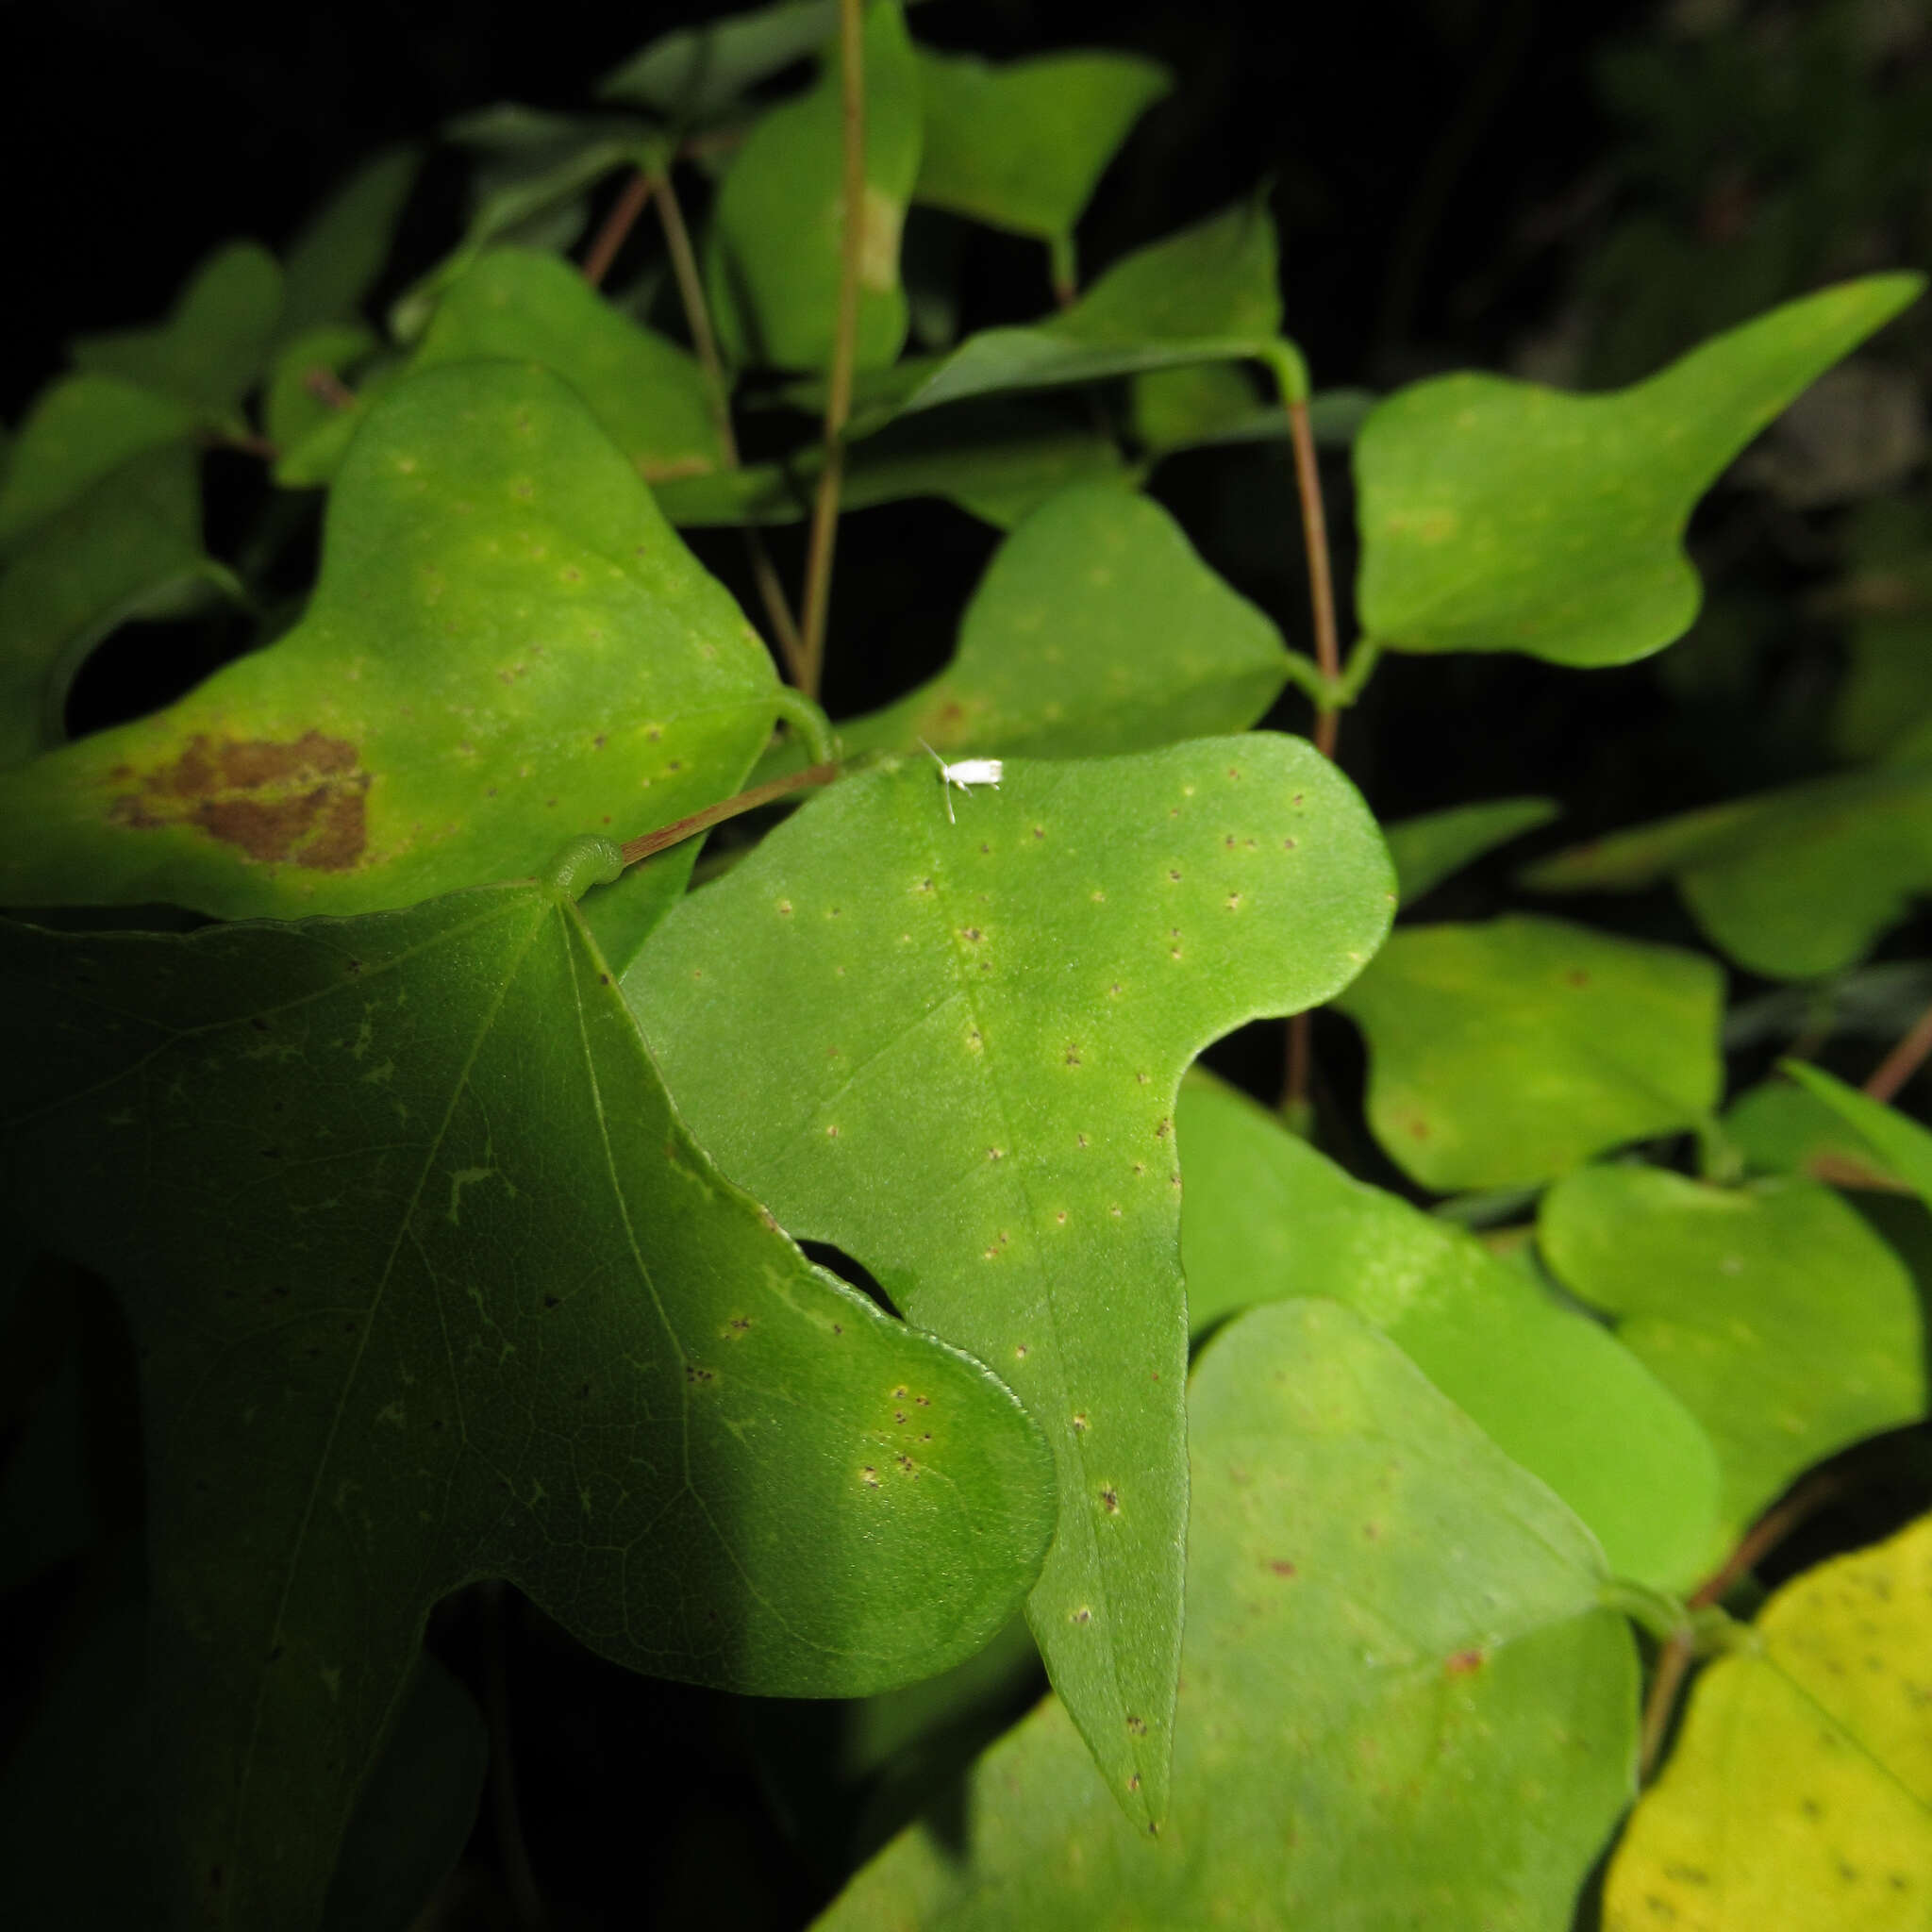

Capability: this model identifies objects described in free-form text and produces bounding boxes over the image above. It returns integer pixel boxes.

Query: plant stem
[646,164,808,681]
[619,761,842,867]
[649,168,732,455]
[1285,395,1341,758]
[1280,389,1344,1118]
[1865,997,1932,1104]
[300,366,357,412]
[1635,1469,1842,1782]
[582,169,653,289]
[1637,1629,1694,1783]
[797,0,867,700]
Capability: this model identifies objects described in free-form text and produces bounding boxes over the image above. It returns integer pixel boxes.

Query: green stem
[797,0,867,699]
[1600,1577,1690,1647]
[772,687,839,766]
[646,164,807,682]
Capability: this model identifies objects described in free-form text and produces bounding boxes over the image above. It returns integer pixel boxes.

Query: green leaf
[707,0,923,372]
[626,736,1395,1824]
[856,192,1294,422]
[278,147,423,343]
[70,242,287,422]
[0,875,1057,1929]
[390,109,664,342]
[1521,764,1932,980]
[264,323,378,455]
[411,247,726,482]
[911,49,1170,268]
[1783,1060,1932,1211]
[1177,1070,1724,1589]
[599,0,840,123]
[1540,1163,1924,1536]
[1334,914,1724,1191]
[836,482,1289,760]
[1606,1511,1932,1929]
[0,374,197,552]
[1354,274,1924,666]
[1725,1074,1909,1192]
[0,443,240,769]
[1130,360,1260,454]
[273,360,406,492]
[1134,377,1376,458]
[0,362,781,921]
[815,1299,1639,1930]
[655,398,1129,530]
[1384,795,1559,906]
[1826,492,1932,762]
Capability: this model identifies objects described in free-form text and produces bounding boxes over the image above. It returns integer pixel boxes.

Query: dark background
[6,3,1930,1926]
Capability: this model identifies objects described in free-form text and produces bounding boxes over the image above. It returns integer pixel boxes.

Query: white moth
[920,740,1004,824]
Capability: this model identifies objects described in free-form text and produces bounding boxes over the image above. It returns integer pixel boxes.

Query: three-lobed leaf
[69,241,287,424]
[1606,1512,1932,1929]
[817,1299,1640,1930]
[1540,1163,1925,1537]
[836,481,1289,760]
[1177,1070,1723,1589]
[0,361,781,922]
[1334,913,1725,1191]
[1355,274,1924,665]
[626,736,1394,1824]
[0,874,1057,1929]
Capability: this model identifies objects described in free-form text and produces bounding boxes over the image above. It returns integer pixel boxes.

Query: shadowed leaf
[0,374,197,551]
[655,398,1128,530]
[1384,796,1559,906]
[0,443,240,769]
[0,875,1056,1929]
[70,242,286,423]
[600,0,841,123]
[279,148,423,344]
[1522,763,1932,980]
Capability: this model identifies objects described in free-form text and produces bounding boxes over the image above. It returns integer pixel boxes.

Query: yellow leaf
[1606,1512,1932,1929]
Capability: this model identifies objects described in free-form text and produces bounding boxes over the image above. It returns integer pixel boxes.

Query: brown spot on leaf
[108,731,371,870]
[1445,1647,1484,1675]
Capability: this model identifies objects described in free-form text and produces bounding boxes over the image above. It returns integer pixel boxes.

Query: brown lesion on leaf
[108,731,372,871]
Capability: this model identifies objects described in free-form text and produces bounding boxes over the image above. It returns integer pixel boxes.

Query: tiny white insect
[920,740,1004,824]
